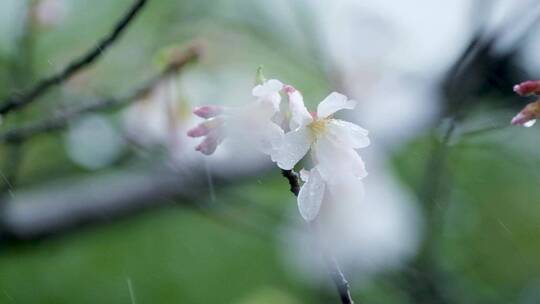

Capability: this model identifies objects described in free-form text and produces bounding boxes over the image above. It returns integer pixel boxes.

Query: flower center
[309,119,328,137]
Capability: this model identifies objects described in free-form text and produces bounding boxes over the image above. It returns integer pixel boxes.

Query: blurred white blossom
[33,0,69,28]
[188,79,285,155]
[283,149,422,281]
[123,75,198,156]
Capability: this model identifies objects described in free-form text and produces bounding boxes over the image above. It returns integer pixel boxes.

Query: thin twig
[281,169,355,304]
[0,45,201,144]
[280,169,300,195]
[327,255,355,304]
[0,0,148,116]
[460,124,509,139]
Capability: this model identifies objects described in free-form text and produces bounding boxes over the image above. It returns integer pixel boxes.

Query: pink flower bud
[187,117,225,138]
[513,80,540,96]
[193,105,223,118]
[511,112,534,126]
[187,124,210,137]
[195,139,218,155]
[283,85,296,94]
[511,100,540,127]
[195,131,224,155]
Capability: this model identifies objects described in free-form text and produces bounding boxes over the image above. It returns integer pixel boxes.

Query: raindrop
[126,277,136,304]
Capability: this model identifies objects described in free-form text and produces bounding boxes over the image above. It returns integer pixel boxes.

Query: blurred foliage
[2,0,540,303]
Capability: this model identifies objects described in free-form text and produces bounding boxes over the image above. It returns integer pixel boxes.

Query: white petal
[317,92,357,118]
[266,79,284,91]
[270,127,312,170]
[326,174,365,199]
[252,79,284,97]
[288,90,313,130]
[326,119,370,149]
[243,100,276,121]
[299,168,310,182]
[257,121,284,155]
[297,167,325,221]
[313,136,367,180]
[252,79,283,111]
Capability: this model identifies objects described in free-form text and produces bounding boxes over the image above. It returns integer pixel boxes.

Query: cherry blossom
[189,77,370,222]
[188,79,284,155]
[270,86,370,179]
[267,86,369,221]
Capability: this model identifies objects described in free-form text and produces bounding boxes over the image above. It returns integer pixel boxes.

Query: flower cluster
[188,76,370,221]
[511,80,540,127]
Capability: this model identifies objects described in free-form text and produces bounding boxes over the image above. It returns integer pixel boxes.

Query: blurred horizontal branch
[0,44,202,144]
[0,158,272,241]
[0,0,148,116]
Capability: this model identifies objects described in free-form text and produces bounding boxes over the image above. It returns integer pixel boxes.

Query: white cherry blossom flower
[270,85,370,222]
[270,85,370,180]
[190,78,370,222]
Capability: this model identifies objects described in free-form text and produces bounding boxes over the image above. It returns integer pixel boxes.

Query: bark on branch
[0,0,148,116]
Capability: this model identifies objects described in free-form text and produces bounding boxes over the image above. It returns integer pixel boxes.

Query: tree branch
[0,45,201,144]
[281,169,356,304]
[280,169,300,195]
[0,0,148,116]
[0,158,272,241]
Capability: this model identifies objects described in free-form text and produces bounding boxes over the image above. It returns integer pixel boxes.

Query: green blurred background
[1,0,540,303]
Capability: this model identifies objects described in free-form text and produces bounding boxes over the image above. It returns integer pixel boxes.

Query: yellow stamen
[309,119,328,137]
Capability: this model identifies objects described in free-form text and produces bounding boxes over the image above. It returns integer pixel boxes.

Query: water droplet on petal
[524,119,536,128]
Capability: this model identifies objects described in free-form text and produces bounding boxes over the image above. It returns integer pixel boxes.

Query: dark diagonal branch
[0,0,148,116]
[281,169,355,304]
[0,45,201,144]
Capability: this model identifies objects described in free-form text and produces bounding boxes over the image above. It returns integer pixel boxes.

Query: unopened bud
[513,80,540,96]
[193,105,223,119]
[195,131,224,155]
[511,100,540,127]
[187,124,210,137]
[283,85,296,94]
[187,117,224,137]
